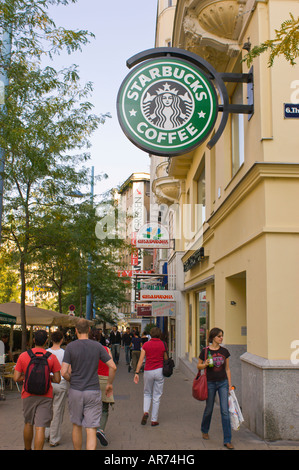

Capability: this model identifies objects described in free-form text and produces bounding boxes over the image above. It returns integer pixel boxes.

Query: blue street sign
[284,103,299,118]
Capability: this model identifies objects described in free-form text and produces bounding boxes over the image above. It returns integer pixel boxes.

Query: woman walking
[197,327,234,449]
[96,345,115,447]
[133,327,168,426]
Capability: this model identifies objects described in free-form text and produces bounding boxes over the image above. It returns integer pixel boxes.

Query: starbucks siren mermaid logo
[142,81,194,130]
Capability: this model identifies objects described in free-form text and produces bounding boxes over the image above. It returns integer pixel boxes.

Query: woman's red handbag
[192,347,208,401]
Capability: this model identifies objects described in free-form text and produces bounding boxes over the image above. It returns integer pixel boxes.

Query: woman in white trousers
[134,327,168,426]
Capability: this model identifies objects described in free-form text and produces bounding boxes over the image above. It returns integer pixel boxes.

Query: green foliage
[0,1,125,346]
[30,198,128,315]
[0,250,19,302]
[143,322,157,335]
[0,0,94,62]
[243,13,299,67]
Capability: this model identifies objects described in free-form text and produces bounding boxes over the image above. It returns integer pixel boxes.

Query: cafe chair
[3,363,20,392]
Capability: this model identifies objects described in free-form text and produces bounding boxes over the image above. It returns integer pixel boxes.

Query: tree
[0,0,103,350]
[30,192,128,317]
[62,196,128,319]
[27,201,85,314]
[0,248,19,302]
[244,13,299,67]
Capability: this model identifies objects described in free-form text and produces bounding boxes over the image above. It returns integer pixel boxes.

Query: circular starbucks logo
[117,57,218,156]
[142,80,194,129]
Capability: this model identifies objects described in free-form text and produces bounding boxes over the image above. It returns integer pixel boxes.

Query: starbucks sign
[117,57,218,156]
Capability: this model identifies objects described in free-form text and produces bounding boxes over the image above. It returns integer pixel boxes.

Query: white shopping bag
[228,389,244,431]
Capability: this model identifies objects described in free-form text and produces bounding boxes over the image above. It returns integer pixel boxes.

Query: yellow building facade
[152,0,299,440]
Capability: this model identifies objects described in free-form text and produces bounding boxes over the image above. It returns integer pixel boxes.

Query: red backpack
[24,349,52,395]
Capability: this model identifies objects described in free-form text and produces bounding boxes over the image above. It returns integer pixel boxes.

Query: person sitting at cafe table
[1,334,13,362]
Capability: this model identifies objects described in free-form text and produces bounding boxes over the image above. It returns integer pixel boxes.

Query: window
[231,83,244,176]
[210,139,216,208]
[198,291,209,353]
[195,163,205,231]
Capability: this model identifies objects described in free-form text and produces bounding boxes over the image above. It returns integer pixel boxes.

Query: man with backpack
[14,329,61,450]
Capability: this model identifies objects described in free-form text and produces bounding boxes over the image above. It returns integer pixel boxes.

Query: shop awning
[0,311,17,325]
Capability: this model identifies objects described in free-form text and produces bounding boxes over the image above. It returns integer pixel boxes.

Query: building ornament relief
[195,0,246,40]
[152,161,181,204]
[183,7,242,58]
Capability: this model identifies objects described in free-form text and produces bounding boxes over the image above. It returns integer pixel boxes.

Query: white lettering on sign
[127,66,209,103]
[286,107,299,114]
[140,290,177,301]
[136,122,199,143]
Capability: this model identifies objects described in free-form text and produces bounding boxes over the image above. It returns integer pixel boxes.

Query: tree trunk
[58,288,62,313]
[20,257,27,352]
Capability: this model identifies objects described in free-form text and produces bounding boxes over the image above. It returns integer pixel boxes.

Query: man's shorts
[68,388,102,428]
[23,396,53,427]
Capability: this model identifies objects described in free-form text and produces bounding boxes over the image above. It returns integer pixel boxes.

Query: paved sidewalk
[0,351,298,452]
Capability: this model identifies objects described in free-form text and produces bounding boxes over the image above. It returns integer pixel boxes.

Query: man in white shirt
[45,330,68,447]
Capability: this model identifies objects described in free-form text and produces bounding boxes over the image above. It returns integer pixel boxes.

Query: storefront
[118,0,299,440]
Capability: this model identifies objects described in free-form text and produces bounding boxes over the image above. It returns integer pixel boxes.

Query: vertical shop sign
[133,182,144,270]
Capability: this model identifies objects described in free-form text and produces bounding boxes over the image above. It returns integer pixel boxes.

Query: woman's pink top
[142,338,166,371]
[97,346,110,376]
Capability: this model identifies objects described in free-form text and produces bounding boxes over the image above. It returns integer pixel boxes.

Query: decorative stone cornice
[173,0,257,70]
[183,9,241,57]
[195,0,246,40]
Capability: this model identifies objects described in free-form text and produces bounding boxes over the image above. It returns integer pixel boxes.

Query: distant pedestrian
[197,327,234,449]
[96,345,115,446]
[45,330,69,447]
[109,326,121,364]
[141,331,149,344]
[133,327,167,426]
[98,328,107,346]
[131,331,142,372]
[13,329,61,450]
[122,327,132,365]
[61,318,117,450]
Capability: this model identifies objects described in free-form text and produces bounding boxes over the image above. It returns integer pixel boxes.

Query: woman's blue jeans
[201,379,232,444]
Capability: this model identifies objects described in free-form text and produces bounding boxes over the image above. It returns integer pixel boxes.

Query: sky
[47,0,158,198]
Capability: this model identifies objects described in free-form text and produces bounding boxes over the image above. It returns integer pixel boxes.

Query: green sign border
[117,57,218,156]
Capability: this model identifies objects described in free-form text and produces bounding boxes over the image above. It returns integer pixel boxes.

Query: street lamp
[71,167,95,320]
[72,166,108,320]
[86,166,94,321]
